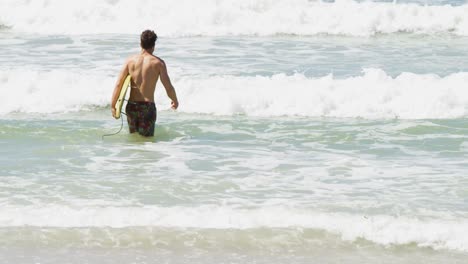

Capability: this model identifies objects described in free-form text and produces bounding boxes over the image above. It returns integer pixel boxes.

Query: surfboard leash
[101,112,127,140]
[102,100,128,140]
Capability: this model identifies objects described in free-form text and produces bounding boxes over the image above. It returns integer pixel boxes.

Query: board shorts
[125,101,157,137]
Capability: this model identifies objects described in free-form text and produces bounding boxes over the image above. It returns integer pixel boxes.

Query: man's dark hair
[140,30,157,50]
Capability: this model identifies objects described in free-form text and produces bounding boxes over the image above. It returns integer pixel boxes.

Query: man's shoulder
[149,55,166,68]
[150,55,164,64]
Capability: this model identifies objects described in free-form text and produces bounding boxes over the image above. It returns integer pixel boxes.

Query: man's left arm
[111,60,130,118]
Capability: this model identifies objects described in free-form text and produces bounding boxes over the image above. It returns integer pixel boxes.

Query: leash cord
[102,102,128,140]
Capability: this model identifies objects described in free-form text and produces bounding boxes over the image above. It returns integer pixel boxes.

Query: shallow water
[2,111,468,262]
[1,0,468,263]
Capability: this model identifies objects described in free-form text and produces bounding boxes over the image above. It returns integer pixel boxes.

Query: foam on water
[2,1,468,262]
[176,69,468,118]
[1,0,468,36]
[1,205,468,251]
[0,69,111,114]
[2,69,468,119]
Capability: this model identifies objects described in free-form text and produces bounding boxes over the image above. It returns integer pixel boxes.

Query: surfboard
[114,75,131,119]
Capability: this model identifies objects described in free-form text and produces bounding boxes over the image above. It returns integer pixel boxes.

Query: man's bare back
[110,30,178,136]
[111,51,178,117]
[127,53,161,103]
[126,51,176,103]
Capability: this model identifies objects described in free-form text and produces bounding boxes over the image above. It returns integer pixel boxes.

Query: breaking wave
[1,205,468,252]
[2,68,468,119]
[0,0,468,36]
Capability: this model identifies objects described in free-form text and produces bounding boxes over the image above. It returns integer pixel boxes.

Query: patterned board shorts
[125,101,157,137]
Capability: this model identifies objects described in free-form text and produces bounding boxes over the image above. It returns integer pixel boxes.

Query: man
[111,29,179,137]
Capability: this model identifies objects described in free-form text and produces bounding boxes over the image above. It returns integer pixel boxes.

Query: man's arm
[110,59,130,118]
[159,60,179,110]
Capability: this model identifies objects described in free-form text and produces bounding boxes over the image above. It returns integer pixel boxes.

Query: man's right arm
[158,60,179,110]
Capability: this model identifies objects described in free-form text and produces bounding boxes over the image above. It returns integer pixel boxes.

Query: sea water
[1,0,468,263]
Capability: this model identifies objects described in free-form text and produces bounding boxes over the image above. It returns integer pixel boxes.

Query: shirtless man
[111,30,179,137]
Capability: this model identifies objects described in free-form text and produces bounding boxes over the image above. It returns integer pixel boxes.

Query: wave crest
[175,69,468,119]
[2,205,468,252]
[1,69,468,119]
[1,0,468,36]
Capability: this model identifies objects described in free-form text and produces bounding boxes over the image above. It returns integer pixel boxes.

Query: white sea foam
[1,69,468,119]
[0,0,467,36]
[1,205,468,252]
[175,70,468,119]
[0,69,111,114]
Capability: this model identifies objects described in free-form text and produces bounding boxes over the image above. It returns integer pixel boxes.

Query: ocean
[1,0,468,263]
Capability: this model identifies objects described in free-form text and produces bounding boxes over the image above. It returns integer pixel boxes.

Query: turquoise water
[1,0,468,263]
[2,112,468,213]
[2,111,468,262]
[2,33,468,77]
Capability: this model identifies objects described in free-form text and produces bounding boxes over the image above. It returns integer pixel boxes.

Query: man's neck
[141,48,154,55]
